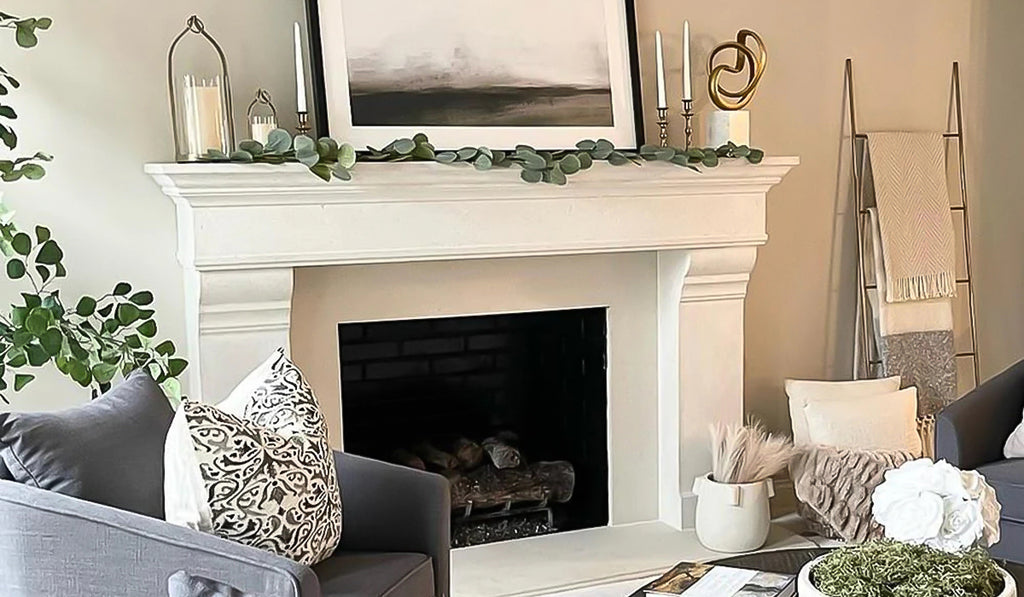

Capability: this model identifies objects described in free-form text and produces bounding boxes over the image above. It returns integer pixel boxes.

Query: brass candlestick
[681,99,694,149]
[657,107,669,147]
[296,111,311,136]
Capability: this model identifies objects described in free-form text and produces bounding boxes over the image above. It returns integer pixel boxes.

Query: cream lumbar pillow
[803,387,922,456]
[1004,418,1024,458]
[164,349,342,565]
[786,376,902,446]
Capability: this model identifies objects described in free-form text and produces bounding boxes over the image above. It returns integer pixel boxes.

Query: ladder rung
[860,206,965,215]
[855,133,959,139]
[864,278,969,291]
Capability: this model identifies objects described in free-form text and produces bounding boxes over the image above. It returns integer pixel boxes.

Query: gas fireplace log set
[389,434,576,514]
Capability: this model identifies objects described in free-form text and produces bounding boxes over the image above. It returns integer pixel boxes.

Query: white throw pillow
[786,376,902,446]
[1004,417,1024,458]
[803,387,922,456]
[164,349,342,565]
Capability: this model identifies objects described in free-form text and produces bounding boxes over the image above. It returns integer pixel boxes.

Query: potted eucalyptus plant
[0,12,186,402]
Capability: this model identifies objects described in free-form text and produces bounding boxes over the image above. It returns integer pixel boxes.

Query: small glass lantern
[247,89,278,145]
[166,15,235,162]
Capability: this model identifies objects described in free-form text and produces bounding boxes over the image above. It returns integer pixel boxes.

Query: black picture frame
[303,0,645,151]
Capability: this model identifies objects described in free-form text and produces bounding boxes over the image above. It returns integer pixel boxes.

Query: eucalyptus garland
[208,130,765,186]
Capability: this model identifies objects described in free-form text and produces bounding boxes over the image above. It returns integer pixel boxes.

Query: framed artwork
[305,0,643,151]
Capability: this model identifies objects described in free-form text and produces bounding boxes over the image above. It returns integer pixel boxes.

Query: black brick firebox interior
[339,308,609,545]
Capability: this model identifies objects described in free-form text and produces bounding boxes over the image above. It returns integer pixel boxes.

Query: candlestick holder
[681,99,695,150]
[296,111,311,136]
[657,107,669,147]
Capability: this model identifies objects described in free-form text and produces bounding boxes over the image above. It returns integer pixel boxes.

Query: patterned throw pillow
[164,350,342,566]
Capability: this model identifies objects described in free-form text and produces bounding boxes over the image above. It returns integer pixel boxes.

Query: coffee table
[628,547,1024,596]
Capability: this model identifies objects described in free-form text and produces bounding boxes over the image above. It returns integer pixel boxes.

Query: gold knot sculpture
[708,29,767,111]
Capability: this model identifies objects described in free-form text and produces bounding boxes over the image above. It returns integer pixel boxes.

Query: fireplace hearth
[339,308,609,545]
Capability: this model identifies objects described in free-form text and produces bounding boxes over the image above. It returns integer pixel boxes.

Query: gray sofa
[936,359,1024,563]
[0,451,450,597]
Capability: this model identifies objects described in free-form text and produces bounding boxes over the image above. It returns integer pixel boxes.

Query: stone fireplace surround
[147,159,797,595]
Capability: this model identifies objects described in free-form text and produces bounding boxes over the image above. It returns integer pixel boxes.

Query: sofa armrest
[0,481,320,597]
[936,360,1024,470]
[333,452,450,597]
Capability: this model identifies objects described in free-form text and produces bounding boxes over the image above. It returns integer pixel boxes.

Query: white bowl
[797,554,1017,597]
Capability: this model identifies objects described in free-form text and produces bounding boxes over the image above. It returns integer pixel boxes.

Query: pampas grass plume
[709,420,796,484]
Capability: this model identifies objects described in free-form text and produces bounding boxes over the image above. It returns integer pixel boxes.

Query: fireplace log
[391,449,426,471]
[413,441,460,471]
[482,434,522,469]
[451,437,485,470]
[450,460,575,511]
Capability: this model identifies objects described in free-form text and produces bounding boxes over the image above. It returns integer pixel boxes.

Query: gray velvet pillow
[0,370,174,518]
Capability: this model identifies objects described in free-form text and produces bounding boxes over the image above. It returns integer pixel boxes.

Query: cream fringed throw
[865,132,956,303]
[790,446,915,543]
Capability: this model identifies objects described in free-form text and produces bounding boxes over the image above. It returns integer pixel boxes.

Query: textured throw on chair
[865,132,957,302]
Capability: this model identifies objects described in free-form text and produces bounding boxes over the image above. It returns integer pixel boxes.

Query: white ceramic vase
[797,555,1018,597]
[692,472,773,553]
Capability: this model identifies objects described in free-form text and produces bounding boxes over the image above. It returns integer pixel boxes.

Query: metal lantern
[166,15,235,162]
[246,89,278,145]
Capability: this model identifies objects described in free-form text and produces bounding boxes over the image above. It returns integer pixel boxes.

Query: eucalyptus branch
[210,130,766,187]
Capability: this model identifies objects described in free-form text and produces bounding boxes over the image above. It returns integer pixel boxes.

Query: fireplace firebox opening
[339,308,609,546]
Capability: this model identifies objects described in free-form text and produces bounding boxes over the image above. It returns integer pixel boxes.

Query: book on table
[641,561,796,597]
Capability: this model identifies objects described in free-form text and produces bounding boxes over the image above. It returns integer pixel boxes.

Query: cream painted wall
[3,1,1020,434]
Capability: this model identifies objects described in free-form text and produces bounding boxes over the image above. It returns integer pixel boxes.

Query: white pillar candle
[183,75,225,158]
[250,116,277,145]
[655,31,667,109]
[294,22,308,113]
[682,20,692,101]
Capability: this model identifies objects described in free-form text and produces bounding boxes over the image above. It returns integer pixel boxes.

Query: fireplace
[339,309,609,546]
[148,158,797,595]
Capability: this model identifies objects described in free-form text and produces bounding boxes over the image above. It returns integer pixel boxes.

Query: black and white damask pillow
[164,350,342,566]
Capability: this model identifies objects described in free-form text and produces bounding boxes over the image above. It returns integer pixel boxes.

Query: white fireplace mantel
[146,158,797,542]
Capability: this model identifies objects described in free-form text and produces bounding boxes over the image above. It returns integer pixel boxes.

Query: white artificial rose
[877,459,968,501]
[873,489,945,544]
[928,496,984,552]
[966,471,1003,547]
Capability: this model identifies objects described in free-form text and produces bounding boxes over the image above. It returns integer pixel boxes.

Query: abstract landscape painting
[340,0,613,127]
[312,0,641,149]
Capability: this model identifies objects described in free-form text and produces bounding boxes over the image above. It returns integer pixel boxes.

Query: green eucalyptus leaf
[520,169,543,184]
[92,362,118,385]
[155,340,175,356]
[0,105,15,119]
[393,138,416,155]
[548,166,568,186]
[310,162,332,182]
[238,140,264,155]
[35,240,62,265]
[316,137,339,160]
[330,163,352,181]
[138,320,157,338]
[702,153,720,168]
[125,334,142,349]
[26,343,47,367]
[456,147,477,161]
[129,291,153,305]
[97,303,113,317]
[229,150,254,163]
[7,258,25,279]
[6,350,26,368]
[435,151,458,164]
[473,154,492,171]
[264,129,292,153]
[113,282,131,296]
[559,154,581,175]
[75,296,96,316]
[116,303,140,325]
[34,225,50,242]
[338,144,357,169]
[11,232,30,256]
[168,358,188,377]
[161,377,183,404]
[40,328,61,356]
[607,152,630,166]
[578,152,593,170]
[748,149,765,164]
[69,360,91,386]
[35,265,50,283]
[21,293,40,308]
[13,373,33,391]
[576,140,597,151]
[15,23,38,48]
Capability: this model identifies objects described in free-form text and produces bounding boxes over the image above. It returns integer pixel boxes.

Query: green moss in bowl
[812,540,1004,597]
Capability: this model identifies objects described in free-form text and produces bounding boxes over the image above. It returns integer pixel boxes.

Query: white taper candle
[682,20,692,101]
[294,22,308,113]
[655,31,667,109]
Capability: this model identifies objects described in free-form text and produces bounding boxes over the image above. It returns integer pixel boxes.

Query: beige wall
[4,1,1020,433]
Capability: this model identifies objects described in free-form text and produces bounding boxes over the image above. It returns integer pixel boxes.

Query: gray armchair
[936,359,1024,563]
[0,451,450,597]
